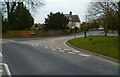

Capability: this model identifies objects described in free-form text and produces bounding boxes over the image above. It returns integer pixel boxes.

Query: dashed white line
[17,42,22,44]
[51,48,57,51]
[8,40,16,43]
[58,50,65,52]
[14,42,90,58]
[44,45,48,47]
[32,44,35,46]
[68,52,76,54]
[79,54,90,57]
[50,46,54,48]
[55,47,61,50]
[63,49,70,51]
[73,50,80,52]
[40,44,45,46]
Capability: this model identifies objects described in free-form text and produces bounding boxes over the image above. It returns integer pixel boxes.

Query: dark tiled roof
[65,14,80,22]
[69,15,80,22]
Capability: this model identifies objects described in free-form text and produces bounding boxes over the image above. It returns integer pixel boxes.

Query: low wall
[3,30,69,38]
[3,30,34,38]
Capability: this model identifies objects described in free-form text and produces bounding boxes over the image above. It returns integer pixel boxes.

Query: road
[2,31,119,75]
[0,39,12,77]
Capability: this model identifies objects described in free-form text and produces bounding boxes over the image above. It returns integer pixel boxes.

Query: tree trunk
[117,11,120,38]
[104,23,108,36]
[118,23,120,38]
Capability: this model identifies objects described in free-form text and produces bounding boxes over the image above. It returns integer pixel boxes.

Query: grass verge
[68,36,119,60]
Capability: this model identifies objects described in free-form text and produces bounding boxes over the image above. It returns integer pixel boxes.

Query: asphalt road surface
[2,39,118,75]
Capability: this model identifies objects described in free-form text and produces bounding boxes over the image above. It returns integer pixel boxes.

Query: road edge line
[0,63,12,77]
[0,52,12,76]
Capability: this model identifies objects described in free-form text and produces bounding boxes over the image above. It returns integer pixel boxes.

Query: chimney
[70,11,72,15]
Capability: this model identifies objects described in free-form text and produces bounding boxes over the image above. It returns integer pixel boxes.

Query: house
[64,11,81,29]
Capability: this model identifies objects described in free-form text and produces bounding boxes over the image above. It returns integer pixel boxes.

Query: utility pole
[86,15,87,23]
[84,15,88,38]
[0,11,2,38]
[74,16,76,38]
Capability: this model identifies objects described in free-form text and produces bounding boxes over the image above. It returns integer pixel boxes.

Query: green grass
[68,36,119,60]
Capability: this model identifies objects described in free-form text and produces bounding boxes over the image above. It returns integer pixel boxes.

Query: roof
[65,14,80,22]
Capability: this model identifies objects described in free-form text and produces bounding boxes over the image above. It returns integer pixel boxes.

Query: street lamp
[0,11,2,38]
[83,15,91,38]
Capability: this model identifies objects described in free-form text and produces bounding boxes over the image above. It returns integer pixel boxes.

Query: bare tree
[88,0,119,36]
[1,0,44,32]
[111,1,120,37]
[2,0,44,21]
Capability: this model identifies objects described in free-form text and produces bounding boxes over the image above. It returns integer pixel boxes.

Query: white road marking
[63,49,70,51]
[58,50,65,52]
[18,42,22,44]
[40,44,44,46]
[51,48,57,51]
[79,54,90,57]
[0,63,12,76]
[8,40,16,43]
[64,39,75,50]
[0,53,3,57]
[55,47,61,49]
[73,50,80,52]
[44,45,48,47]
[68,52,76,54]
[32,44,35,46]
[50,46,54,47]
[45,47,50,49]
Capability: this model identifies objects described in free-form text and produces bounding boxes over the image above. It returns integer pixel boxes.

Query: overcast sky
[1,0,119,24]
[32,0,91,23]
